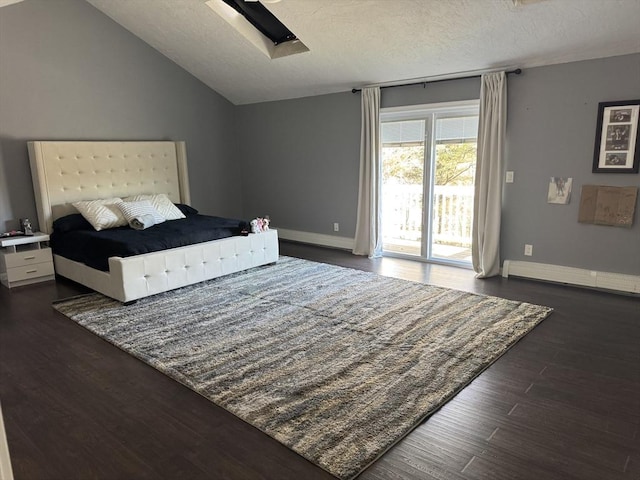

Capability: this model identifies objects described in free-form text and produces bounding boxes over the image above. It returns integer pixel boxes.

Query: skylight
[206,0,309,59]
[222,0,296,45]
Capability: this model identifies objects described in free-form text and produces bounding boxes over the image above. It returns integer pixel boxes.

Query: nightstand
[0,233,54,288]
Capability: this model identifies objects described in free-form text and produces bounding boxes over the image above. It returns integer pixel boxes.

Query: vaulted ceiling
[86,0,640,105]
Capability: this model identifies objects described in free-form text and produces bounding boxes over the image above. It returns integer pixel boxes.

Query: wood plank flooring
[1,241,638,480]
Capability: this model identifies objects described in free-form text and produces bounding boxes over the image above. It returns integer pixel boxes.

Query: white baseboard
[502,260,640,294]
[277,228,354,251]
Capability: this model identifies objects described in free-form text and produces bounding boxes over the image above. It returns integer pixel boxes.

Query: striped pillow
[72,197,128,231]
[116,201,166,227]
[123,193,185,220]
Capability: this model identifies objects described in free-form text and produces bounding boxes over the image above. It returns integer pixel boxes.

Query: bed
[28,141,279,303]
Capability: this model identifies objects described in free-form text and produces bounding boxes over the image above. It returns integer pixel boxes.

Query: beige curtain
[353,87,382,257]
[472,72,506,278]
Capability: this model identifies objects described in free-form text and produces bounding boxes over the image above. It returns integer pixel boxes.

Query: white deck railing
[382,184,474,247]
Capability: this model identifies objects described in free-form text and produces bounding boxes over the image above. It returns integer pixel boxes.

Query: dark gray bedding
[51,214,249,271]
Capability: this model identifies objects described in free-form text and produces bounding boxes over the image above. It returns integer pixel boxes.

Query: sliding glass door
[381,119,425,256]
[380,101,479,266]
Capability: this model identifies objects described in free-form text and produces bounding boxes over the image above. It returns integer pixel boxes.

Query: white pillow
[72,197,128,231]
[123,193,185,220]
[116,200,166,226]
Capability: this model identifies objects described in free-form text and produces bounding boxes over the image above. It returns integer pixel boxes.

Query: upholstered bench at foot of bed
[54,230,279,303]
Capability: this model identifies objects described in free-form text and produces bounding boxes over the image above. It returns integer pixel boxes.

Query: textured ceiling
[86,0,640,105]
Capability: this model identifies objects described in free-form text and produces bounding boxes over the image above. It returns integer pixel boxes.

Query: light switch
[506,171,514,183]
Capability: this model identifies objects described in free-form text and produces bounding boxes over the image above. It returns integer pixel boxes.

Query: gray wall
[503,54,640,275]
[237,92,361,237]
[237,78,480,239]
[239,56,640,275]
[0,0,241,232]
[380,77,480,109]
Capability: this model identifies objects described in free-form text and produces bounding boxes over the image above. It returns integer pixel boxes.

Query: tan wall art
[578,185,638,227]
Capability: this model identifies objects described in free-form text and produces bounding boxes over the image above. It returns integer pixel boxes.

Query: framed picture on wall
[592,99,640,173]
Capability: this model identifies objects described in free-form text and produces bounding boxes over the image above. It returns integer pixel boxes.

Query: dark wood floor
[1,241,638,480]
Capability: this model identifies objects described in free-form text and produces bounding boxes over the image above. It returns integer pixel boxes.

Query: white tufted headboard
[28,141,190,234]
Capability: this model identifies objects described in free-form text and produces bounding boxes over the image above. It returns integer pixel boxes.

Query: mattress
[51,214,249,271]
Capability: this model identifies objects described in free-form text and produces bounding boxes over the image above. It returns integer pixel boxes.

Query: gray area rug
[53,256,552,479]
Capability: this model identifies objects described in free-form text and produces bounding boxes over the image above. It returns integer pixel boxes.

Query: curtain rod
[351,68,522,94]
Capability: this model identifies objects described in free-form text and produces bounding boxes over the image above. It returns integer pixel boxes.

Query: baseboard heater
[277,228,354,251]
[502,260,640,294]
[276,232,640,295]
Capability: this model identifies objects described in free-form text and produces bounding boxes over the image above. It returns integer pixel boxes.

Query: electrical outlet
[333,223,339,232]
[506,171,514,183]
[524,244,533,256]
